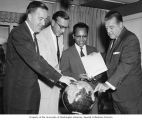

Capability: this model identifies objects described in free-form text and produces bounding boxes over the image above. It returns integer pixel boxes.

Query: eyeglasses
[74,35,87,39]
[56,21,68,29]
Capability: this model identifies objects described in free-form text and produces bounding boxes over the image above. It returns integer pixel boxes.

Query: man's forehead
[33,8,48,15]
[57,17,69,23]
[76,28,87,32]
[106,17,118,24]
[75,28,87,35]
[105,19,119,27]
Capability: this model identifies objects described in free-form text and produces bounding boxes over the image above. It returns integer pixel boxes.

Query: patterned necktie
[80,47,85,57]
[56,36,60,63]
[110,39,116,50]
[33,33,39,54]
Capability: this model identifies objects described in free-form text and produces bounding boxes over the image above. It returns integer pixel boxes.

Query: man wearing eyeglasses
[60,22,99,114]
[37,11,70,114]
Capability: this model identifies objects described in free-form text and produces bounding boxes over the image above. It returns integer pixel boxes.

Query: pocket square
[113,52,120,55]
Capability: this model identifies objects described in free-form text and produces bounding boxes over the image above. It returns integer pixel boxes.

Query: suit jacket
[60,45,97,81]
[37,25,63,70]
[4,22,62,110]
[106,27,142,102]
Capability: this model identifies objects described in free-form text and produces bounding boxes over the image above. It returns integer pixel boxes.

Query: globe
[62,81,95,114]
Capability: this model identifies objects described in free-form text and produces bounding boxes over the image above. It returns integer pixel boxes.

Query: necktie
[110,39,116,49]
[56,36,60,63]
[33,33,39,54]
[80,47,85,57]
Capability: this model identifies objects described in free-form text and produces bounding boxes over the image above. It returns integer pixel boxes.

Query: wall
[0,0,29,45]
[0,0,57,15]
[0,0,29,13]
[0,0,58,44]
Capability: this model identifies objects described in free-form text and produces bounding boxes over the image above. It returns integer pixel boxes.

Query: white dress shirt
[75,43,87,57]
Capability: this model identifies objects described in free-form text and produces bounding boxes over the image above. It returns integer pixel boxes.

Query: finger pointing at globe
[59,76,77,85]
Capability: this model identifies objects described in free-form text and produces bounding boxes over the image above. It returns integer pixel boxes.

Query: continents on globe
[62,81,95,114]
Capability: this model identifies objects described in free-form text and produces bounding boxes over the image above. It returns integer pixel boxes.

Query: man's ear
[72,34,75,39]
[28,14,32,21]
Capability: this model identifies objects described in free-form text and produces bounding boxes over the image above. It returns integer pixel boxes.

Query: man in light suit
[3,1,74,114]
[60,22,99,113]
[37,11,69,114]
[94,11,142,114]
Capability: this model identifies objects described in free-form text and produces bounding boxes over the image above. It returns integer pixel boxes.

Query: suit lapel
[23,22,34,42]
[86,45,91,55]
[72,45,86,73]
[48,29,57,62]
[47,26,60,63]
[106,40,115,63]
[48,27,63,62]
[23,22,36,51]
[106,27,126,64]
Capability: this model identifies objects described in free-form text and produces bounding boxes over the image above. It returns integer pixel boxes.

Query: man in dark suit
[3,1,75,114]
[60,22,99,113]
[94,11,142,114]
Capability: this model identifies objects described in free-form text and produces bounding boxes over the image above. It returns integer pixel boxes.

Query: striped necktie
[80,47,85,57]
[33,33,39,54]
[110,39,116,49]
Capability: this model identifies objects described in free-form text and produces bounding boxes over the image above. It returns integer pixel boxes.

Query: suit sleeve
[60,51,80,80]
[11,29,62,84]
[107,34,141,87]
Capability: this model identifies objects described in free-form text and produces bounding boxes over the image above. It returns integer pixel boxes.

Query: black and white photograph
[0,0,142,120]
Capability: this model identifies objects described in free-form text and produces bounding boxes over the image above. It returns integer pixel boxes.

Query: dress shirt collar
[75,43,87,57]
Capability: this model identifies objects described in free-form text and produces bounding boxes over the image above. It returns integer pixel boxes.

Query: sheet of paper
[81,52,107,78]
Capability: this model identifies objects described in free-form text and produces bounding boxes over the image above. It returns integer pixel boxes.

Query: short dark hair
[73,22,89,34]
[52,11,69,21]
[26,1,48,14]
[105,11,123,23]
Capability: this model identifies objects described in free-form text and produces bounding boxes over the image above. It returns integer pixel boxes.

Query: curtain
[64,6,108,52]
[0,3,108,52]
[45,2,108,52]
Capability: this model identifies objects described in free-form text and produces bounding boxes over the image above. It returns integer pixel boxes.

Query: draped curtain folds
[65,6,108,52]
[44,2,108,52]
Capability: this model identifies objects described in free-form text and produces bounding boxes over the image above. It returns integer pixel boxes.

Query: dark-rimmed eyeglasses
[74,35,87,39]
[56,21,68,29]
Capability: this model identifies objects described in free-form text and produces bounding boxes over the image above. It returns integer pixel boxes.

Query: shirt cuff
[105,81,116,90]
